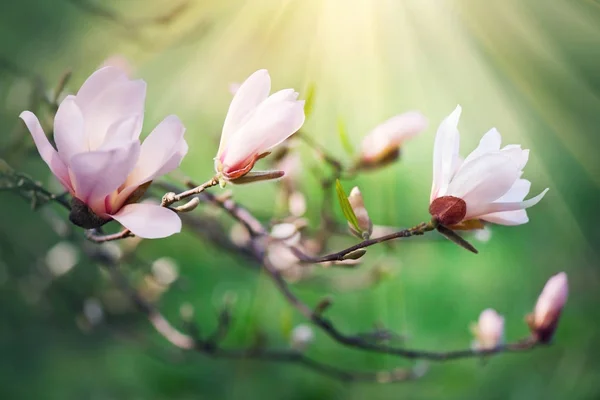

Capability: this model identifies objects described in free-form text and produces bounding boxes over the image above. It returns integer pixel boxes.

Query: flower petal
[110,203,182,239]
[75,66,129,107]
[98,115,143,151]
[431,105,462,202]
[480,210,529,225]
[19,111,72,191]
[220,98,305,169]
[219,69,271,156]
[468,188,549,217]
[125,115,187,187]
[76,78,147,150]
[54,95,86,163]
[461,128,502,166]
[69,141,140,205]
[448,153,521,214]
[361,111,427,160]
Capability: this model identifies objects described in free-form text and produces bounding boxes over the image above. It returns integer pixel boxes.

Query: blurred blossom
[359,111,427,168]
[229,222,251,247]
[347,186,373,239]
[275,153,301,182]
[100,242,123,262]
[429,105,548,228]
[270,223,300,245]
[474,226,492,243]
[288,191,307,217]
[530,272,568,343]
[20,66,188,238]
[266,243,299,271]
[471,308,504,350]
[291,324,314,350]
[151,257,179,286]
[228,82,241,95]
[83,297,104,326]
[45,241,79,277]
[215,69,305,183]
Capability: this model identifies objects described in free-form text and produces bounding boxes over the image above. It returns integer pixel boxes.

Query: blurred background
[1,0,599,398]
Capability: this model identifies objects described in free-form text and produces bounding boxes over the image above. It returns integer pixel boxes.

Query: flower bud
[471,309,504,350]
[428,195,467,226]
[290,324,314,351]
[348,187,373,239]
[528,272,568,343]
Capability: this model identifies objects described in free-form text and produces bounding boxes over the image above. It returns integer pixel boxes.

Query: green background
[1,0,599,398]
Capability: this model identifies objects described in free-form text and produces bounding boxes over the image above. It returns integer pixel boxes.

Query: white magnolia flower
[215,69,305,182]
[429,105,548,227]
[359,111,427,168]
[530,272,568,342]
[472,308,504,350]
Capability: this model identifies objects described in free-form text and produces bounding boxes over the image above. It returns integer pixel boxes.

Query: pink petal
[76,79,147,150]
[221,98,305,169]
[19,111,72,191]
[76,67,129,107]
[431,105,462,202]
[125,115,187,187]
[360,111,427,160]
[219,69,271,156]
[53,95,86,163]
[98,115,143,151]
[110,203,182,239]
[69,141,140,205]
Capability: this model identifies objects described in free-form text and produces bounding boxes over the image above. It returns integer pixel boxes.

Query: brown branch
[85,228,133,243]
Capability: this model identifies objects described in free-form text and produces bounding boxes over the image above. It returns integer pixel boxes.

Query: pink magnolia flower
[358,112,427,168]
[530,272,568,343]
[472,308,504,350]
[429,105,548,228]
[20,66,188,239]
[215,69,305,183]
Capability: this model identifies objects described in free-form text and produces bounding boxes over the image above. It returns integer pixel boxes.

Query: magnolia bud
[528,272,568,343]
[348,187,373,239]
[471,309,504,350]
[291,324,314,351]
[429,195,467,226]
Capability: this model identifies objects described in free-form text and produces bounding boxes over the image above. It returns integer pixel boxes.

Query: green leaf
[303,83,316,119]
[335,179,361,233]
[337,117,355,155]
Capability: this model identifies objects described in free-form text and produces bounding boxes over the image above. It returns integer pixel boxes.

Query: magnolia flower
[358,112,427,168]
[471,308,504,350]
[215,69,305,183]
[429,105,548,228]
[347,187,373,239]
[20,66,188,238]
[529,272,568,343]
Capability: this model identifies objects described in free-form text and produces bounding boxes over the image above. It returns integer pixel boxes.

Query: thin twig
[85,228,133,243]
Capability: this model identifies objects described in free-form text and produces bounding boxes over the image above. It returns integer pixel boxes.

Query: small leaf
[303,83,316,119]
[337,117,354,155]
[436,225,479,254]
[232,170,284,184]
[335,179,361,234]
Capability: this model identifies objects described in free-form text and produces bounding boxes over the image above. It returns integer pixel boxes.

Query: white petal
[19,111,72,191]
[69,141,140,205]
[110,203,182,239]
[479,209,529,225]
[360,111,427,160]
[75,66,129,108]
[448,153,520,211]
[219,69,271,155]
[53,95,86,163]
[221,98,305,168]
[461,128,502,166]
[496,179,531,202]
[431,105,462,202]
[468,188,549,217]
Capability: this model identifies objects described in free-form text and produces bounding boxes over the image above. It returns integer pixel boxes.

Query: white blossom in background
[474,226,492,243]
[21,66,188,238]
[46,241,79,277]
[429,105,548,228]
[270,223,300,246]
[152,257,179,286]
[471,308,504,350]
[359,111,427,167]
[215,69,305,183]
[530,272,568,343]
[291,324,314,351]
[83,297,104,326]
